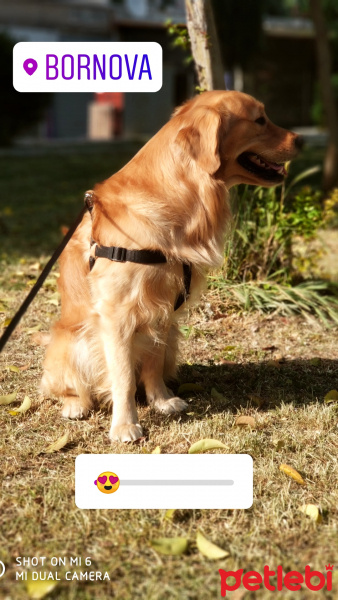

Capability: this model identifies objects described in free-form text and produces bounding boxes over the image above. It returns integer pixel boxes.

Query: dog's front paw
[154,397,188,415]
[109,423,143,442]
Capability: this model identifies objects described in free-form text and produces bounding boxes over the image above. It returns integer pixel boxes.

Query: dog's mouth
[104,485,113,490]
[237,152,287,182]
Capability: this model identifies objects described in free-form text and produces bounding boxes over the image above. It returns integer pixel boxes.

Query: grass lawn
[0,144,337,600]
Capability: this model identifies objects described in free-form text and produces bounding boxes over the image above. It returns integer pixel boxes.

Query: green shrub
[222,166,325,284]
[323,187,338,227]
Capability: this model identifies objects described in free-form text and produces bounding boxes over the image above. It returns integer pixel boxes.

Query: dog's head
[174,90,303,188]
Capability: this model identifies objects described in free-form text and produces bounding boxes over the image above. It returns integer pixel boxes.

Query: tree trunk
[310,0,338,190]
[184,0,225,91]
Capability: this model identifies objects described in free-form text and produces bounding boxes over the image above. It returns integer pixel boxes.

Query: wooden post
[184,0,225,91]
[310,0,338,190]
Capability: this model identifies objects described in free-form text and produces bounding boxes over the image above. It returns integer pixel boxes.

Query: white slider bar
[120,480,234,486]
[75,454,253,509]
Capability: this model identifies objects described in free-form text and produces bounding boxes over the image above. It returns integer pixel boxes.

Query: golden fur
[41,91,302,442]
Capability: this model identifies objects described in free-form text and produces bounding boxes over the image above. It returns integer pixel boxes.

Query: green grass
[0,143,143,261]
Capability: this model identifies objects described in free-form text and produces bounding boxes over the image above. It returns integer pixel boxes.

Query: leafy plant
[323,187,338,227]
[165,20,193,65]
[208,279,338,326]
[210,166,338,325]
[222,166,324,284]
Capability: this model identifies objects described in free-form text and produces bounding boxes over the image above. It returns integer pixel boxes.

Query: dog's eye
[255,117,266,125]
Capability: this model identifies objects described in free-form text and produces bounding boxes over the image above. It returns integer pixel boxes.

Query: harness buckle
[84,190,96,213]
[110,247,127,262]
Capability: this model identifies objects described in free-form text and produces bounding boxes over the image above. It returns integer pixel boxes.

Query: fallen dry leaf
[300,504,322,523]
[150,537,188,556]
[9,395,31,416]
[26,575,58,599]
[0,391,17,405]
[7,365,20,373]
[266,360,282,369]
[235,415,256,428]
[163,509,176,521]
[280,464,305,485]
[196,530,229,560]
[188,438,227,454]
[324,389,338,404]
[44,431,70,453]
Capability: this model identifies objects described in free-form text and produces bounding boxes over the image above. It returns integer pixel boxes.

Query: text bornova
[46,54,152,81]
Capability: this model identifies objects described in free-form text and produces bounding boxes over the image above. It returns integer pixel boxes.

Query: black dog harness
[85,191,191,312]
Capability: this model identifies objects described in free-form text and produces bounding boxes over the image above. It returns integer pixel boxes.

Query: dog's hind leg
[41,325,93,419]
[163,322,181,381]
[140,326,188,415]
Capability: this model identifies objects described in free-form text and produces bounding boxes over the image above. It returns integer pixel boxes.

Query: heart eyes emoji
[94,471,120,494]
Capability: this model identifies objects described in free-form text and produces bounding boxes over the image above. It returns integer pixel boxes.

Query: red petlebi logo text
[219,564,333,596]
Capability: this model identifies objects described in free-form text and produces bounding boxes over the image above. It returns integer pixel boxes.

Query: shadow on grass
[151,358,338,417]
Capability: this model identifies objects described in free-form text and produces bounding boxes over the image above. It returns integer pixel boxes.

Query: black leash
[0,204,87,353]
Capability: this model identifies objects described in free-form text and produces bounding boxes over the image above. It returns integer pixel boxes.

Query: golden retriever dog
[41,90,303,442]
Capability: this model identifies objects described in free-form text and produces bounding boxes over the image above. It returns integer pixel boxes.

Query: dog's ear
[175,107,222,174]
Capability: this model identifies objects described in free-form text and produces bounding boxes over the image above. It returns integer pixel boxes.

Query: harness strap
[86,190,191,311]
[92,244,191,310]
[174,262,192,311]
[94,244,167,265]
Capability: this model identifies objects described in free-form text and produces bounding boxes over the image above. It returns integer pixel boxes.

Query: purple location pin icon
[23,58,38,76]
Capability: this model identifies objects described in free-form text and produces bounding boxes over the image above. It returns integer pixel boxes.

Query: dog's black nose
[294,135,304,150]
